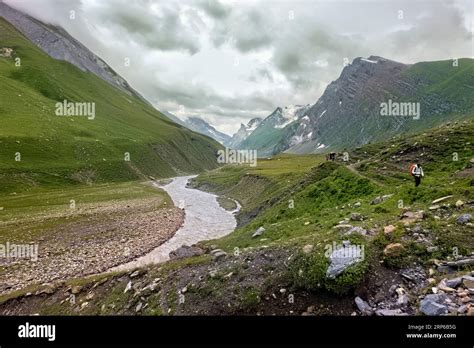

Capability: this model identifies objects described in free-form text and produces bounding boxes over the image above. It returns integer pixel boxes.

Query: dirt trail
[346,163,387,187]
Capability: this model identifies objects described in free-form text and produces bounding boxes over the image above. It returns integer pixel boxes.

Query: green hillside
[0,18,222,194]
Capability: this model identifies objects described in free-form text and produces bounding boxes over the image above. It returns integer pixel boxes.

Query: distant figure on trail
[410,163,424,187]
[326,152,336,161]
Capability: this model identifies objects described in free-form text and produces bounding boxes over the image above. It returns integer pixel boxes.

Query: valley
[0,1,473,319]
[1,120,472,316]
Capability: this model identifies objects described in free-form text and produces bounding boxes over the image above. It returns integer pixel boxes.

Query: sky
[5,0,473,135]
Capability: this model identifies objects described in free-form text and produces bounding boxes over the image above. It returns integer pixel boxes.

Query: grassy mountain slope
[0,18,222,194]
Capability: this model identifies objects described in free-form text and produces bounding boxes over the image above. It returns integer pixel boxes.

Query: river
[111,176,239,272]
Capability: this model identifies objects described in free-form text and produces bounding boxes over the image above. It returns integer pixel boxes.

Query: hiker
[326,152,336,161]
[410,163,424,187]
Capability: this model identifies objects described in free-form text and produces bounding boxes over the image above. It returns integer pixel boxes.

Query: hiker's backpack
[409,164,417,176]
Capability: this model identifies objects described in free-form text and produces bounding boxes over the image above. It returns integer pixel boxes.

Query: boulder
[326,241,364,279]
[344,226,367,236]
[384,225,396,234]
[169,245,205,260]
[462,275,474,289]
[383,243,405,257]
[302,244,314,254]
[333,224,353,231]
[350,213,363,221]
[444,277,462,288]
[437,280,455,293]
[456,214,472,225]
[211,249,227,262]
[252,227,265,238]
[355,297,373,316]
[420,294,448,316]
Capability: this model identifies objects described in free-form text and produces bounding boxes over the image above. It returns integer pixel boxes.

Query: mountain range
[230,56,474,156]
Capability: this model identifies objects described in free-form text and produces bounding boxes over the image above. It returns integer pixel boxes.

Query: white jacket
[412,166,424,177]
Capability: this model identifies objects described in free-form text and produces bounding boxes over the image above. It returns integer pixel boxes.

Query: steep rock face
[251,56,473,155]
[227,117,262,149]
[287,56,411,152]
[0,1,145,100]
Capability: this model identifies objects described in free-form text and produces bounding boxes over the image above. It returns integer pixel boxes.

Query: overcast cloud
[5,0,473,135]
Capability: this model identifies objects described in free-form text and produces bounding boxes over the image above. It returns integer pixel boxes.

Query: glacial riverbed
[111,176,239,272]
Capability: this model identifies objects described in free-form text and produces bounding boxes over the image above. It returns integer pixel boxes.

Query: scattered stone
[302,244,314,254]
[92,278,108,289]
[370,195,393,205]
[344,226,367,236]
[212,250,227,262]
[455,200,464,207]
[444,258,474,268]
[130,270,141,278]
[429,205,440,211]
[135,302,143,312]
[370,196,383,205]
[384,225,396,234]
[354,202,361,208]
[38,284,56,295]
[426,246,439,253]
[355,297,373,316]
[350,213,363,221]
[456,214,472,225]
[124,281,132,294]
[397,294,409,306]
[252,227,265,238]
[437,280,455,293]
[462,276,474,289]
[304,221,310,225]
[333,224,353,231]
[420,294,448,316]
[85,292,95,300]
[444,277,463,288]
[71,285,83,295]
[326,241,364,279]
[169,245,205,260]
[383,243,405,257]
[431,196,453,204]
